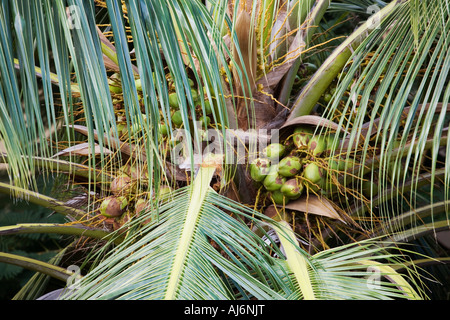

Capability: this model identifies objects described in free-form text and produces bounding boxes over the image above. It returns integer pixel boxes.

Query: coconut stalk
[0,223,123,245]
[0,182,86,219]
[13,58,80,94]
[0,252,80,283]
[0,153,114,185]
[288,0,404,119]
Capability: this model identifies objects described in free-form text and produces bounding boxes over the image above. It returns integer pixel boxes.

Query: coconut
[135,198,152,225]
[341,158,357,172]
[293,126,313,148]
[204,100,213,115]
[305,62,318,74]
[135,78,142,91]
[329,86,336,95]
[326,134,338,151]
[115,123,127,138]
[270,190,288,205]
[114,211,132,236]
[302,162,324,185]
[158,185,173,202]
[307,135,327,157]
[263,165,286,191]
[199,115,211,128]
[323,93,332,103]
[263,143,286,161]
[99,196,128,218]
[134,198,148,215]
[169,92,179,109]
[278,155,302,177]
[362,177,379,197]
[110,174,133,195]
[119,164,148,181]
[171,110,183,127]
[328,158,343,172]
[280,178,304,199]
[108,78,122,94]
[250,158,271,182]
[191,88,199,102]
[159,123,169,136]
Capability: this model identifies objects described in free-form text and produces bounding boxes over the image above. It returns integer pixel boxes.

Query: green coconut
[108,74,122,94]
[362,178,379,198]
[250,158,271,182]
[280,178,304,199]
[328,158,342,172]
[278,155,302,177]
[263,143,286,161]
[169,92,179,109]
[199,115,211,128]
[307,135,327,157]
[134,198,148,215]
[100,196,128,218]
[134,78,142,91]
[115,123,127,138]
[326,134,338,151]
[110,174,133,195]
[270,190,288,205]
[303,162,324,185]
[305,62,318,74]
[159,123,169,137]
[341,158,357,172]
[171,110,183,127]
[263,165,286,191]
[191,88,199,102]
[119,164,148,181]
[293,126,313,148]
[204,100,213,115]
[323,93,332,103]
[159,185,173,202]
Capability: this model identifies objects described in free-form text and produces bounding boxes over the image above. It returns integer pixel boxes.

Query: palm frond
[298,0,450,233]
[63,163,291,300]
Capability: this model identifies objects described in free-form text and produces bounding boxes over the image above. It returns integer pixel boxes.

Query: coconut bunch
[98,68,224,232]
[249,125,354,205]
[166,78,219,133]
[97,162,174,232]
[110,72,219,143]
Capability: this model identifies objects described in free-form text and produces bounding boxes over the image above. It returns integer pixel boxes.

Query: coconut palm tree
[0,0,448,300]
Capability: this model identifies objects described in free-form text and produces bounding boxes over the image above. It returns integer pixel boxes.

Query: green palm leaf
[63,162,290,300]
[272,220,424,300]
[291,0,450,234]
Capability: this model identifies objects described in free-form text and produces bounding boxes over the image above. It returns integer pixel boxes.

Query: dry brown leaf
[281,115,342,132]
[233,9,257,130]
[281,194,345,222]
[66,125,146,162]
[53,143,112,158]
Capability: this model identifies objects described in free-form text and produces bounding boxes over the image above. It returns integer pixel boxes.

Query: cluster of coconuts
[250,125,347,205]
[292,63,317,93]
[160,76,219,141]
[320,80,337,105]
[98,163,173,230]
[109,72,217,142]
